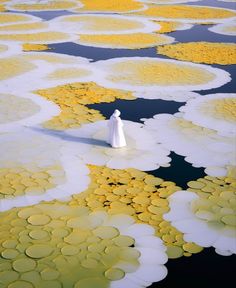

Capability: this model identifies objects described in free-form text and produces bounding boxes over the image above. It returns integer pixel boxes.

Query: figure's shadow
[29,127,110,148]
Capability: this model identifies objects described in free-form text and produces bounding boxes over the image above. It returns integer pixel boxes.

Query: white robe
[108,115,126,148]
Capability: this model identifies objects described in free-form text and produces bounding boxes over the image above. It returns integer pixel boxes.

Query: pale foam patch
[218,0,236,2]
[65,120,171,171]
[164,190,236,256]
[106,215,168,287]
[0,55,37,81]
[21,51,90,65]
[0,92,60,132]
[0,129,90,211]
[143,114,236,176]
[48,14,161,35]
[134,91,199,102]
[93,57,231,92]
[179,93,236,137]
[1,52,93,93]
[0,30,76,44]
[0,21,48,34]
[0,12,42,26]
[209,22,236,36]
[43,63,97,86]
[0,42,21,57]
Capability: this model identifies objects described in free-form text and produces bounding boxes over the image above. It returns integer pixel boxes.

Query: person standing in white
[108,109,126,148]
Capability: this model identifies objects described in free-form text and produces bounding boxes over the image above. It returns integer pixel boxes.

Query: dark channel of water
[8,1,236,287]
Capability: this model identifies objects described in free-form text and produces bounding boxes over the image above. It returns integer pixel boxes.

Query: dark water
[9,1,236,287]
[158,247,236,288]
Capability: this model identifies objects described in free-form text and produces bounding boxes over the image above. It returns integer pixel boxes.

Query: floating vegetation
[0,56,36,80]
[66,120,171,171]
[36,82,135,130]
[144,114,236,177]
[136,5,236,23]
[69,165,203,258]
[22,44,50,51]
[157,42,236,65]
[155,20,193,33]
[0,92,59,131]
[0,31,72,44]
[75,0,145,13]
[94,57,231,92]
[48,14,160,35]
[77,33,174,49]
[140,0,201,3]
[165,170,236,255]
[209,22,236,36]
[0,93,40,124]
[0,12,41,25]
[0,129,90,211]
[6,0,79,11]
[0,22,48,32]
[0,202,168,287]
[179,93,236,137]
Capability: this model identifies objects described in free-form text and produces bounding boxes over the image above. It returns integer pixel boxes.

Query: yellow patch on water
[201,98,236,121]
[0,165,63,199]
[10,1,77,11]
[79,33,173,49]
[63,15,144,31]
[155,21,185,33]
[0,31,70,42]
[69,165,203,258]
[22,43,50,51]
[188,171,236,228]
[157,42,236,65]
[0,22,48,31]
[0,57,36,80]
[36,82,135,130]
[137,5,236,20]
[46,68,91,80]
[107,60,215,86]
[0,202,140,287]
[76,0,144,12]
[0,4,5,11]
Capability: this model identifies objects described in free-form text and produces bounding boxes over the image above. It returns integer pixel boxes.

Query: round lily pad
[26,244,53,258]
[27,214,51,225]
[105,268,125,280]
[12,258,36,272]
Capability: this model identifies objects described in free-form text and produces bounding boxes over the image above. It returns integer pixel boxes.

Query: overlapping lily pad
[94,57,231,92]
[0,129,90,211]
[48,14,160,35]
[66,120,171,171]
[165,170,236,256]
[179,93,236,137]
[144,114,236,176]
[0,92,59,131]
[0,202,168,287]
[76,33,175,49]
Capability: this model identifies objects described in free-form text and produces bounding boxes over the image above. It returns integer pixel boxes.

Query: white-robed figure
[108,109,126,148]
